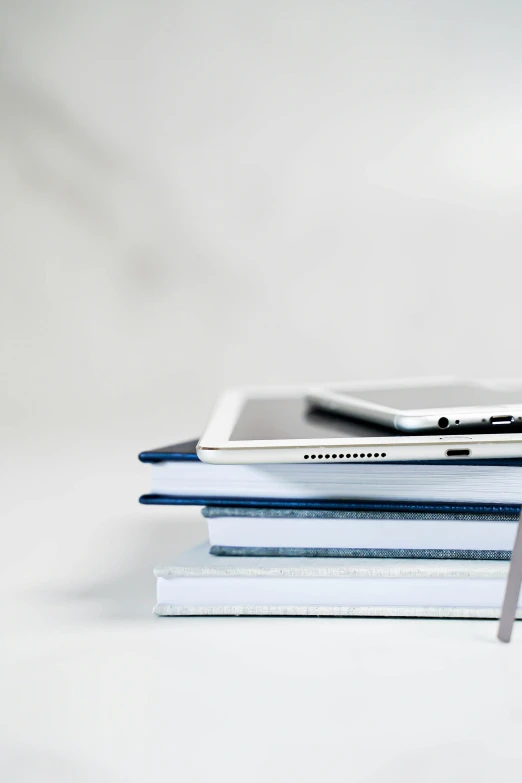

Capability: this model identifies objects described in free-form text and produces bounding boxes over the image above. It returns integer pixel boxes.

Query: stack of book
[140,439,522,618]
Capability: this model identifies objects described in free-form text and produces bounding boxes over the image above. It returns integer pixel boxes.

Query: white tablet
[196,386,522,464]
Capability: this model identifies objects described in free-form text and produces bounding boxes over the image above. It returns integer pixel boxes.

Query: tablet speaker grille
[303,452,387,460]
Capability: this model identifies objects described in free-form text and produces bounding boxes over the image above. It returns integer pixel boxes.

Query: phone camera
[438,417,449,429]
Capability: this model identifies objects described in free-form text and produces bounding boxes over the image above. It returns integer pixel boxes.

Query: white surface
[4,436,522,783]
[152,458,522,503]
[207,514,517,550]
[5,1,522,779]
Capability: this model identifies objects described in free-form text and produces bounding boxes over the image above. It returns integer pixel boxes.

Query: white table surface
[3,434,522,783]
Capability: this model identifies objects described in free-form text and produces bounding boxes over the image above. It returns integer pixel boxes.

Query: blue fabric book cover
[202,506,518,561]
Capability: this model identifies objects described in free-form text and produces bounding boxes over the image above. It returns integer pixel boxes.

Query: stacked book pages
[139,439,522,618]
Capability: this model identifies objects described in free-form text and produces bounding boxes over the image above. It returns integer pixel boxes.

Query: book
[154,543,522,618]
[202,506,519,560]
[139,440,522,509]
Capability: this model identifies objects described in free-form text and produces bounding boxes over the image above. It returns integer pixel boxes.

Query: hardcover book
[139,440,522,509]
[202,506,519,560]
[155,543,522,618]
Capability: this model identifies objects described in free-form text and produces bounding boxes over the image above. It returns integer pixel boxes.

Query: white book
[148,459,522,505]
[202,507,517,558]
[154,544,522,618]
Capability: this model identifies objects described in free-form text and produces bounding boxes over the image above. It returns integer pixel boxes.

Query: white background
[3,2,522,780]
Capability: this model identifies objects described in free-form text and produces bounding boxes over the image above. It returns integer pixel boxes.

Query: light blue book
[202,507,519,560]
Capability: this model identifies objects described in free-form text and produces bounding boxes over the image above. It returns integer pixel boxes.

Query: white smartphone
[307,378,522,433]
[196,385,522,464]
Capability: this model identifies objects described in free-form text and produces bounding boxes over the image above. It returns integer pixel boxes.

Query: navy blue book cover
[139,439,200,462]
[139,440,522,516]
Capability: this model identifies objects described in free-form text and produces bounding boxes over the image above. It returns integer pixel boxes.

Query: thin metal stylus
[498,512,522,643]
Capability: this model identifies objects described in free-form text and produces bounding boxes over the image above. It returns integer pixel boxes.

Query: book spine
[140,494,521,515]
[209,545,512,560]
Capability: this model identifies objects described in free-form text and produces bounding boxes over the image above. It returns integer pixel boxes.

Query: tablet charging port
[490,416,514,425]
[446,449,471,457]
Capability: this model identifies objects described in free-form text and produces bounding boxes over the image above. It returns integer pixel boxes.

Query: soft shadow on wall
[2,0,522,442]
